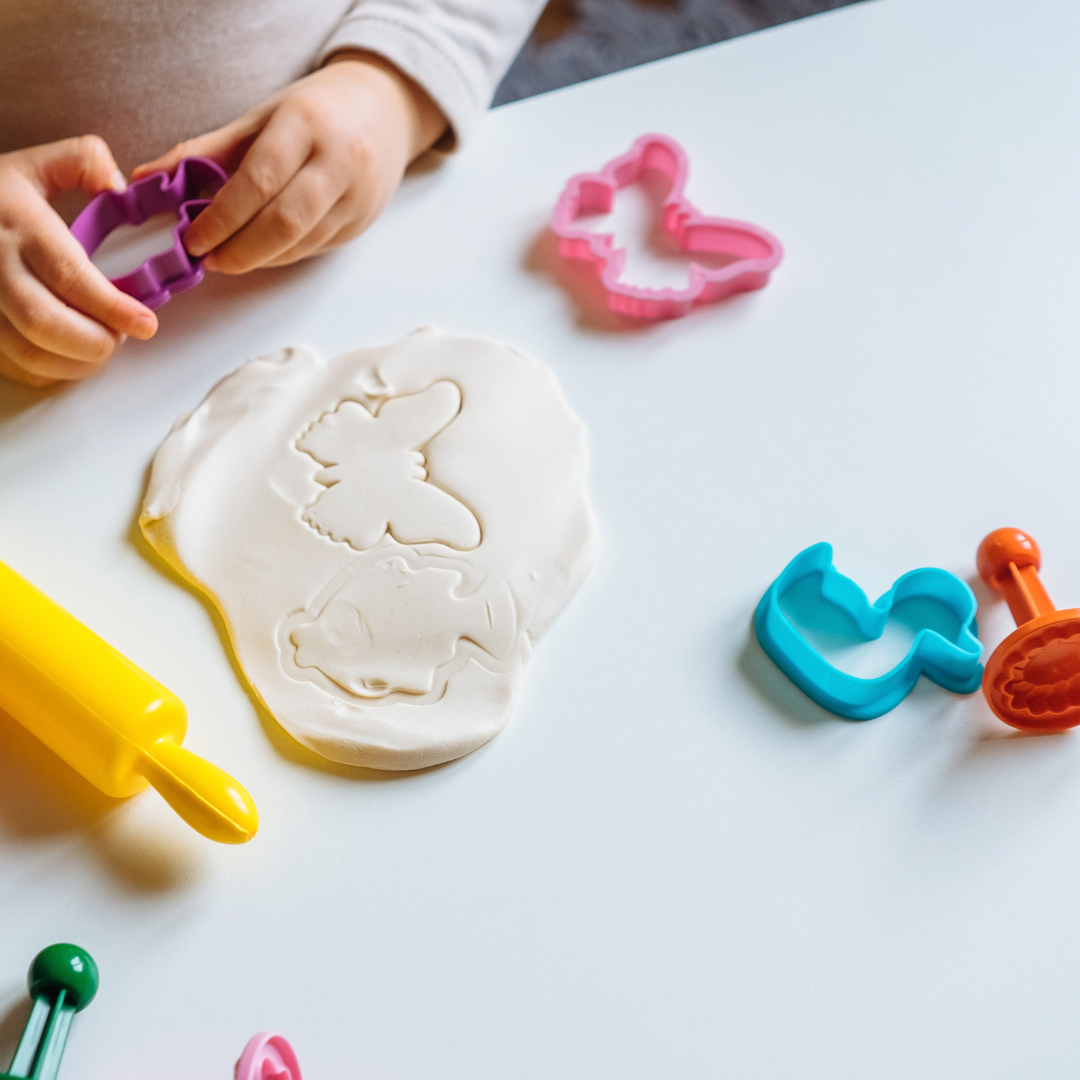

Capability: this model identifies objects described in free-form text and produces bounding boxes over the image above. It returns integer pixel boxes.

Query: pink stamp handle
[70,156,228,310]
[551,133,783,320]
[235,1032,303,1080]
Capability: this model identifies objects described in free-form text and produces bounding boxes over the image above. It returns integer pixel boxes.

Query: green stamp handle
[1,945,98,1080]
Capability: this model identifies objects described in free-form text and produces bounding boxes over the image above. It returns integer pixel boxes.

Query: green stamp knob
[28,945,98,1013]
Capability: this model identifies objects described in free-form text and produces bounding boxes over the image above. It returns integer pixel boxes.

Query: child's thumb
[26,135,128,199]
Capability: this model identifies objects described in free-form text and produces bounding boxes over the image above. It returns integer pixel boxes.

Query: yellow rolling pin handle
[136,739,258,844]
[0,557,258,844]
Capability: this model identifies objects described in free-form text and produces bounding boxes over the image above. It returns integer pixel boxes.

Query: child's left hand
[132,53,445,275]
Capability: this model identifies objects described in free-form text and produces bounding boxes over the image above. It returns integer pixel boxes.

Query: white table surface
[5,0,1080,1076]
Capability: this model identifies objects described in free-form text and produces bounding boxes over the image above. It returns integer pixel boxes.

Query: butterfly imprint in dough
[297,380,481,551]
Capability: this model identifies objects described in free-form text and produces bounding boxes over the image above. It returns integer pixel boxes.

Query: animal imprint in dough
[289,554,516,698]
[139,329,596,770]
[298,381,481,551]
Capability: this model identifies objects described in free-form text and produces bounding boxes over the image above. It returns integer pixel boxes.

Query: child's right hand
[0,137,159,387]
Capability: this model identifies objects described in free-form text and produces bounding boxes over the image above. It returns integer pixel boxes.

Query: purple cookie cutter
[70,156,228,310]
[551,133,784,320]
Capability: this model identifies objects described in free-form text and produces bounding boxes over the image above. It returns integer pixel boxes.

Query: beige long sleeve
[318,0,547,148]
[0,0,546,175]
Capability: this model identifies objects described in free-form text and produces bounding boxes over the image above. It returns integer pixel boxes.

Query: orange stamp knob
[978,528,1080,731]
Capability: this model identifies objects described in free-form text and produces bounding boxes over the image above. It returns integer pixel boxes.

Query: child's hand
[133,54,446,275]
[0,138,159,387]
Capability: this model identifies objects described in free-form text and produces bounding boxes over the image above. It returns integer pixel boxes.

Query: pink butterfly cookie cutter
[235,1032,303,1080]
[551,133,783,320]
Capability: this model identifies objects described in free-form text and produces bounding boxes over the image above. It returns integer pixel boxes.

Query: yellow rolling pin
[0,558,258,844]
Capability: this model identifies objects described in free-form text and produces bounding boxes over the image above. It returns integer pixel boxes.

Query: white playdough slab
[139,329,597,769]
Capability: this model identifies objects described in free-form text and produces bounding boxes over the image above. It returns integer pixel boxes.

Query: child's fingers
[202,164,342,273]
[26,135,127,199]
[260,219,342,267]
[182,108,314,258]
[19,223,158,345]
[130,107,270,182]
[0,266,121,365]
[0,313,110,384]
[261,197,363,267]
[1,250,133,364]
[0,350,54,387]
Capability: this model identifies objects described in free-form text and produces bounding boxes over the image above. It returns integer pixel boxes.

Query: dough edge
[138,328,597,771]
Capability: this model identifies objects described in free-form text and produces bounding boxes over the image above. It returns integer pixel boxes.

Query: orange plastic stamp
[977,528,1080,731]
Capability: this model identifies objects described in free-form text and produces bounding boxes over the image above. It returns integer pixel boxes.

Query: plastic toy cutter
[235,1033,303,1080]
[551,133,783,319]
[69,156,227,310]
[0,557,258,843]
[755,543,984,719]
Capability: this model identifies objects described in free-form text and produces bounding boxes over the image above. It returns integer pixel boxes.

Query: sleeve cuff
[318,16,485,151]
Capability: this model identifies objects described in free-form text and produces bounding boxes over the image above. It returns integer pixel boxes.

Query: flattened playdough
[140,329,597,769]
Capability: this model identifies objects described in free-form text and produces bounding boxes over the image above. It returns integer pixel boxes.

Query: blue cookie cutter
[754,543,984,719]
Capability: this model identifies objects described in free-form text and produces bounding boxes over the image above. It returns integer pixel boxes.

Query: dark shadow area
[967,571,1000,618]
[975,724,1065,744]
[496,0,867,105]
[0,708,204,892]
[940,700,1080,810]
[524,228,653,333]
[153,255,320,341]
[0,708,117,840]
[0,378,64,425]
[736,617,836,729]
[404,147,448,178]
[91,809,206,891]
